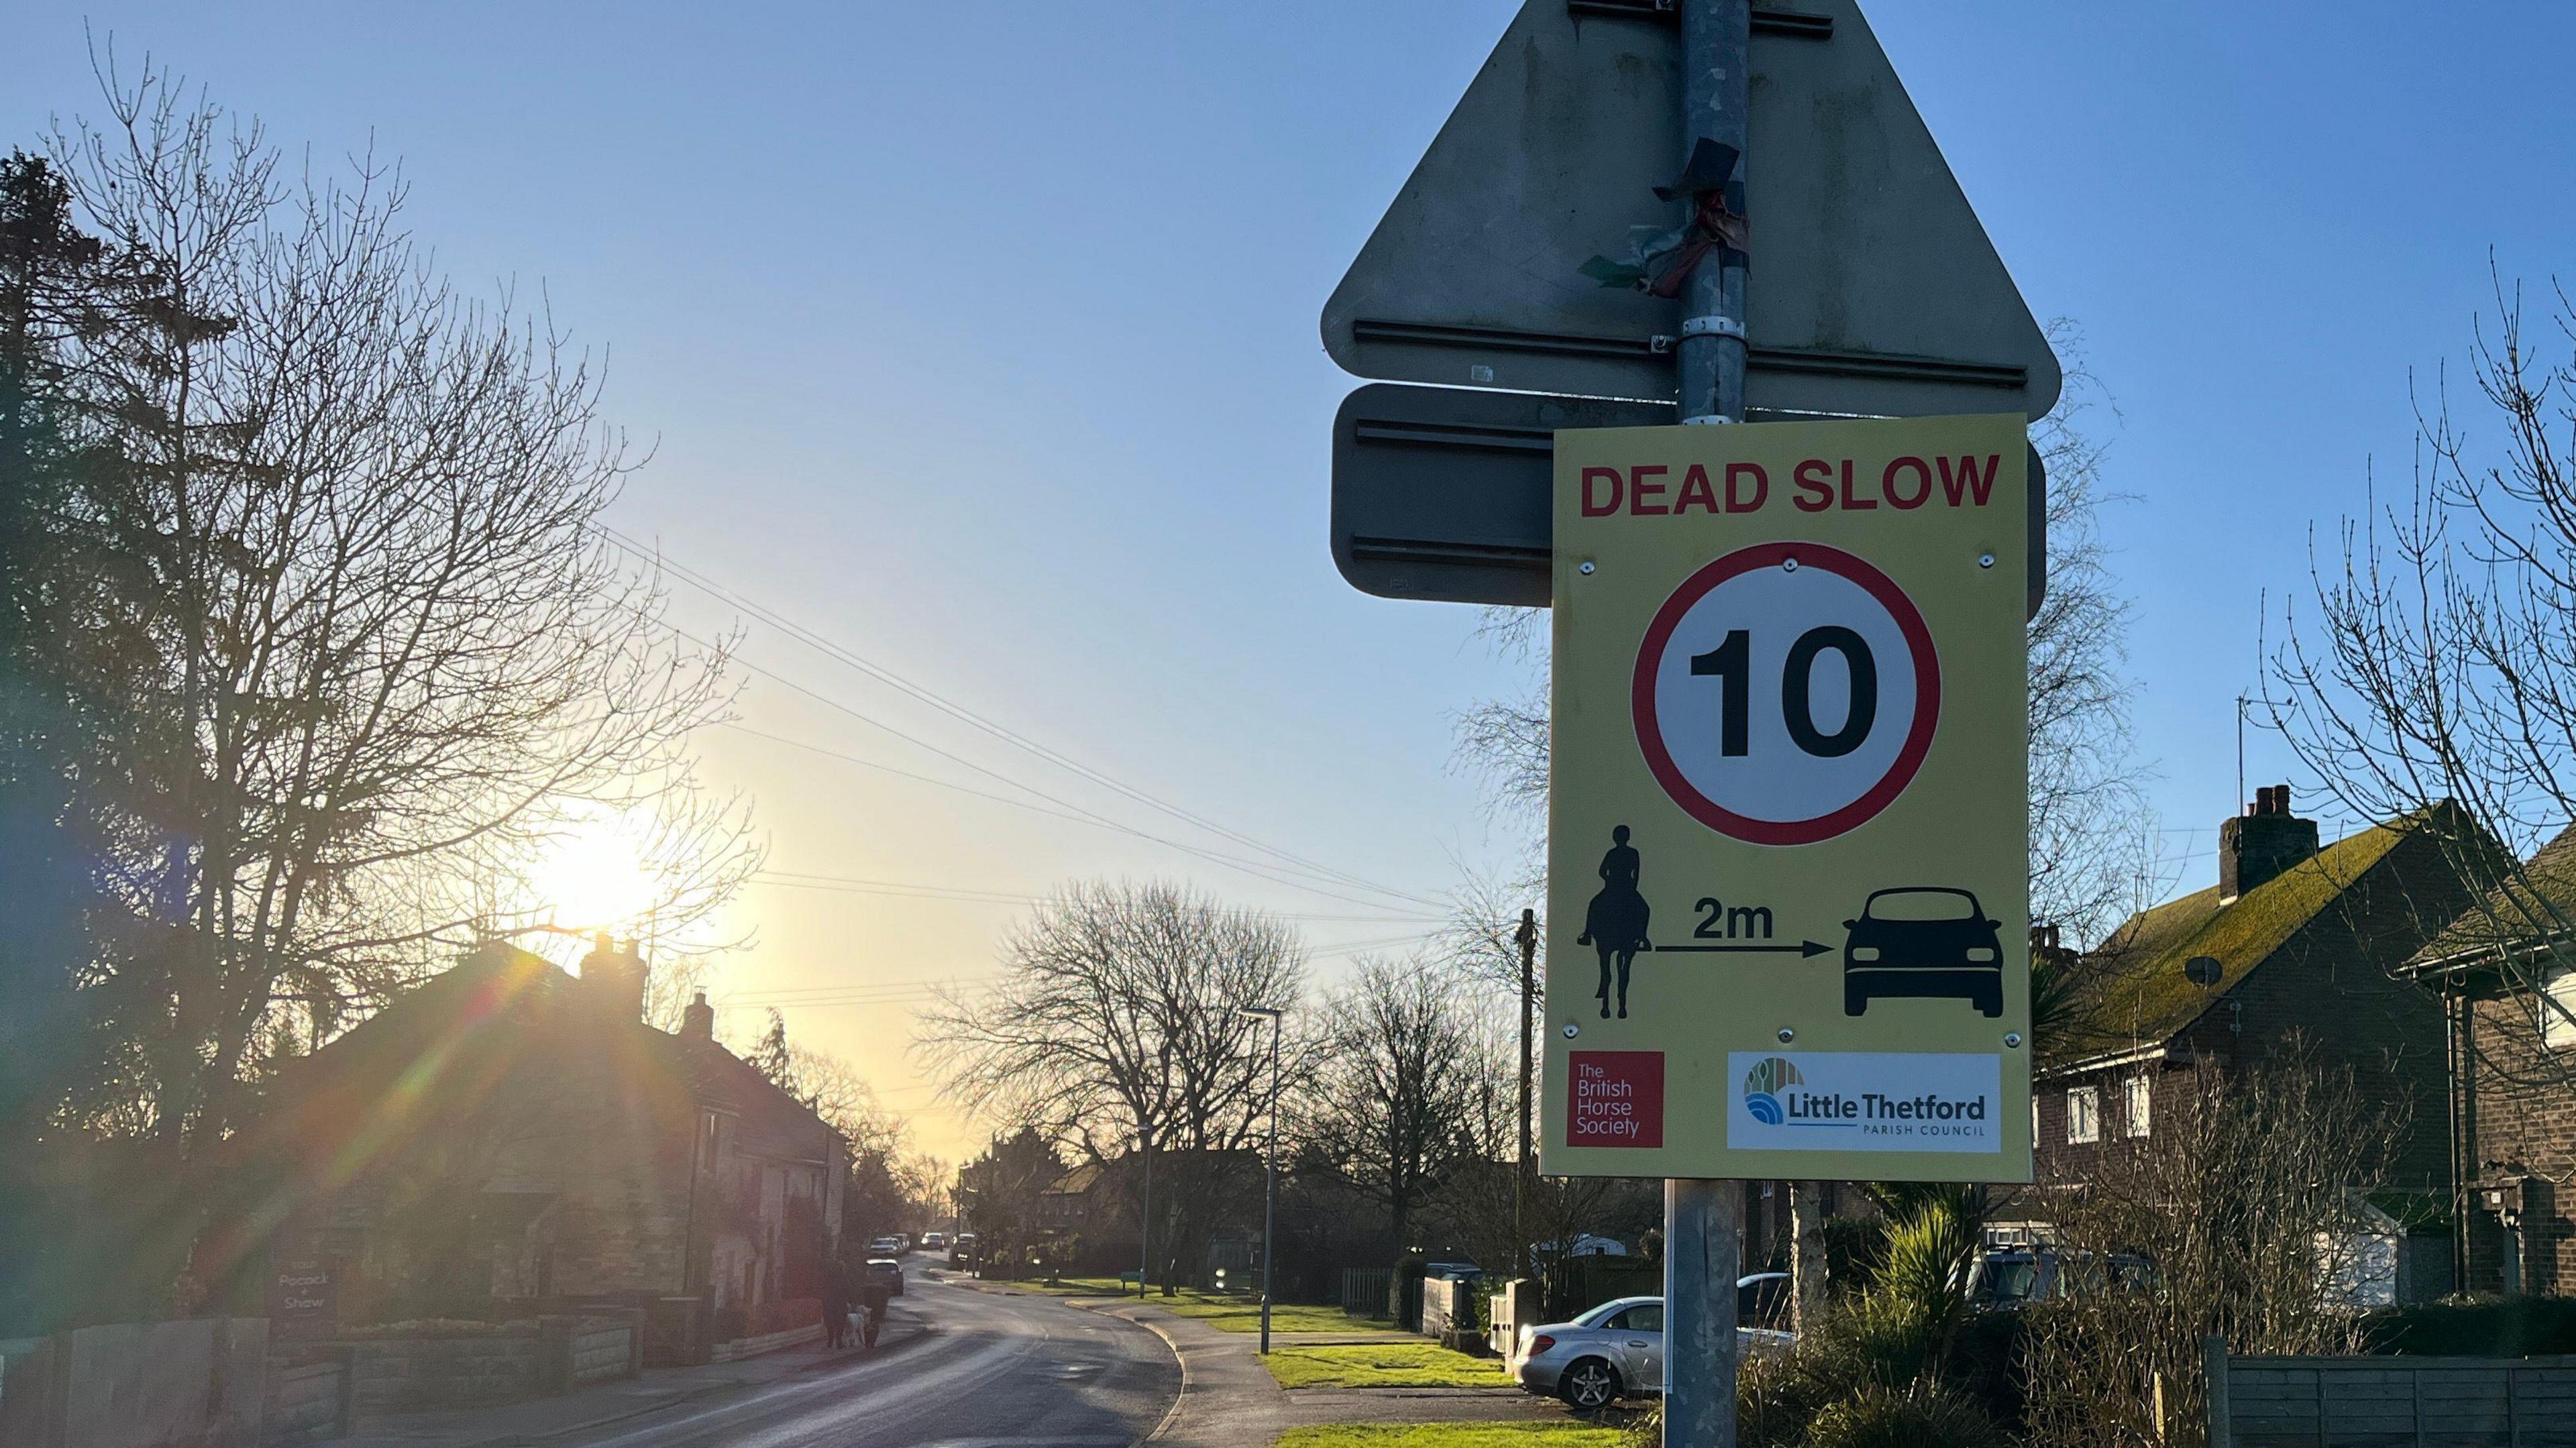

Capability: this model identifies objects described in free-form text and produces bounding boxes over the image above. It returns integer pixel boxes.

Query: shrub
[1737,1351,1824,1448]
[1805,1382,2002,1448]
[1823,1215,1887,1296]
[1793,1280,1949,1394]
[1625,1361,1824,1448]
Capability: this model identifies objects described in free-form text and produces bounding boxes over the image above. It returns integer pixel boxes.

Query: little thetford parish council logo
[1742,1056,1805,1125]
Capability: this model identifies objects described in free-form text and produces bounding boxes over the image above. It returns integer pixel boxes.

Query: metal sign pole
[1669,2,1749,1446]
[1678,0,1750,429]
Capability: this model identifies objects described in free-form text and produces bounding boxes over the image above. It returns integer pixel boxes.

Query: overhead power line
[598,526,1444,913]
[659,618,1426,915]
[749,868,1444,925]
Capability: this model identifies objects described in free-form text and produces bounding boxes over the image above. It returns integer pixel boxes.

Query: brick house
[2026,789,2493,1300]
[2403,823,2576,1297]
[201,939,844,1358]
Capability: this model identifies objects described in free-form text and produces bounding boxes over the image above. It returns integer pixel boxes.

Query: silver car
[1509,1289,1795,1408]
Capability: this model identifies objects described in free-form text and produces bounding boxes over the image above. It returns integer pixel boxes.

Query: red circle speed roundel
[1631,541,1940,845]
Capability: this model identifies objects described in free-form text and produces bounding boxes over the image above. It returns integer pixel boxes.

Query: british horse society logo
[1742,1056,1803,1124]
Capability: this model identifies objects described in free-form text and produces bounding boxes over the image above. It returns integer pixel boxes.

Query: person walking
[859,1263,890,1349]
[820,1260,849,1350]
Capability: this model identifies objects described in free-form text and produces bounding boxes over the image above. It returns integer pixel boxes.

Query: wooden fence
[1340,1268,1393,1321]
[2207,1337,2576,1447]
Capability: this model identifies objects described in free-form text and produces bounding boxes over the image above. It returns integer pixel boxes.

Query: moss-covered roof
[2408,822,2576,970]
[2045,819,2415,1067]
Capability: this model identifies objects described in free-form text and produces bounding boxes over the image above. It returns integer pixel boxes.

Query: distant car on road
[1841,887,2005,1018]
[868,1235,904,1258]
[865,1258,904,1298]
[949,1233,977,1267]
[1509,1282,1795,1408]
[922,1231,947,1251]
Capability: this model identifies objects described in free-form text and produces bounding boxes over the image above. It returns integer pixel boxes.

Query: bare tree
[2271,268,2576,1078]
[1297,954,1486,1247]
[2024,340,2157,946]
[18,65,755,1171]
[916,880,1315,1291]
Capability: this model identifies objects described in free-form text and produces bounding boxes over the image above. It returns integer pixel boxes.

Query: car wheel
[1843,982,1867,1017]
[1560,1357,1621,1410]
[1978,986,2003,1018]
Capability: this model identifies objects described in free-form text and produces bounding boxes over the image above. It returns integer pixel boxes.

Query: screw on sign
[1633,541,1939,846]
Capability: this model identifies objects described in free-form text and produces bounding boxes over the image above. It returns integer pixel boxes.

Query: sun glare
[529,812,663,932]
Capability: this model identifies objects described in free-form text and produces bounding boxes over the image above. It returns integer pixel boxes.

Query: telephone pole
[1515,907,1538,1268]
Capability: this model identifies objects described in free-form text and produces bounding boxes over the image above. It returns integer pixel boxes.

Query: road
[557,1260,1179,1448]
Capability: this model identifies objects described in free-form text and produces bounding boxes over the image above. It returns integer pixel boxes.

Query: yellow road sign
[1542,414,2032,1183]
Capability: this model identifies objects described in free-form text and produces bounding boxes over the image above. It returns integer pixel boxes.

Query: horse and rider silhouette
[1578,825,1653,1017]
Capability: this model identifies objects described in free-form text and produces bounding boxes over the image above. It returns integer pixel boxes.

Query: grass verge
[1260,1343,1511,1390]
[1275,1426,1624,1448]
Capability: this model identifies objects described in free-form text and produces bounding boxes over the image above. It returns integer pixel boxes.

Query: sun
[529,810,663,932]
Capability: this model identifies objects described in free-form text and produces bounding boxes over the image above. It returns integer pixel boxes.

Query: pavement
[961,1282,1566,1448]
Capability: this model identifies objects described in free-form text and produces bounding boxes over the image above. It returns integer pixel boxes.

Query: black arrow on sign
[1653,940,1831,958]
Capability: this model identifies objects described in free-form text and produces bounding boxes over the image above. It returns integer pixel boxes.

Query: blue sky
[12,1,2574,1157]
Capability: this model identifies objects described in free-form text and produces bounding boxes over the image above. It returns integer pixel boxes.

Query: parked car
[1423,1260,1483,1283]
[1509,1282,1796,1408]
[1735,1271,1790,1329]
[1534,1235,1630,1258]
[865,1258,904,1298]
[1962,1247,2154,1309]
[1841,886,2006,1018]
[949,1233,977,1267]
[868,1234,904,1258]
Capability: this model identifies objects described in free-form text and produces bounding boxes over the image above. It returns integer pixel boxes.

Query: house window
[2067,1086,2101,1144]
[2124,1073,2151,1137]
[2546,967,2576,1050]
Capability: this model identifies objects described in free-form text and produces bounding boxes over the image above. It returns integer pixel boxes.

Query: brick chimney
[681,991,715,1042]
[578,932,648,1021]
[2219,783,2319,903]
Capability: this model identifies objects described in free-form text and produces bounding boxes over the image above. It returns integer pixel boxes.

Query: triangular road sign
[1322,0,2059,421]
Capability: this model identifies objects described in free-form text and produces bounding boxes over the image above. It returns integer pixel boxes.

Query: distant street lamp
[1239,1005,1285,1354]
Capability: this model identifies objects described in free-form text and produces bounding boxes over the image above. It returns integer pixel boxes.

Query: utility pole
[1138,1123,1152,1299]
[1240,1005,1285,1353]
[2236,692,2251,815]
[1668,3,1750,1445]
[1515,908,1538,1272]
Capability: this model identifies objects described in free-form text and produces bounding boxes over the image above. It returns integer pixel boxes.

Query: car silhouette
[1841,887,2004,1018]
